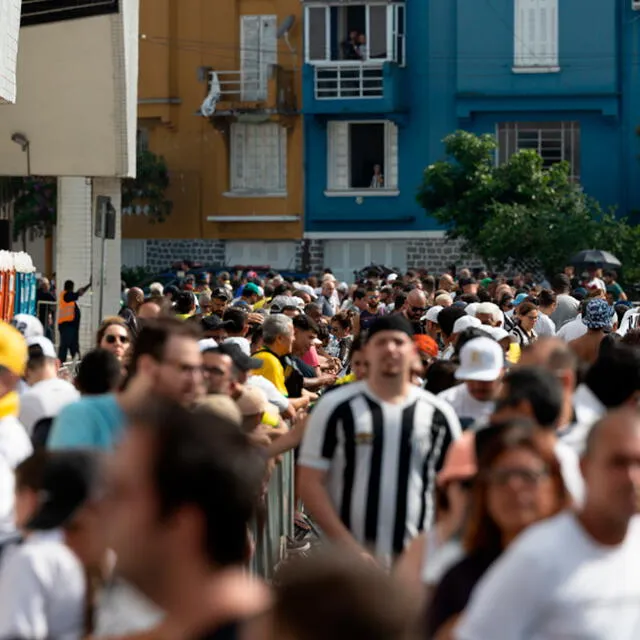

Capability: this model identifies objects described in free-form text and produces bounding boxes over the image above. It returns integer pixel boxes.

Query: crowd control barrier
[0,251,36,321]
[251,451,296,580]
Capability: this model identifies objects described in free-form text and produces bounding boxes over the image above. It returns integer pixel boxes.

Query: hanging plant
[121,149,173,223]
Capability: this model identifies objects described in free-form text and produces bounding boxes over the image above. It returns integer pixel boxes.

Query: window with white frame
[513,0,559,71]
[230,123,287,193]
[305,3,405,65]
[497,122,580,180]
[327,121,399,192]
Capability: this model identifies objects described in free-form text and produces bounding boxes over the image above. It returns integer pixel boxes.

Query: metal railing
[215,69,268,102]
[250,451,295,580]
[314,63,384,99]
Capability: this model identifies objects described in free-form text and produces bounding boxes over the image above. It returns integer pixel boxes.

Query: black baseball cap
[459,277,477,287]
[218,342,263,372]
[212,287,231,301]
[26,450,102,531]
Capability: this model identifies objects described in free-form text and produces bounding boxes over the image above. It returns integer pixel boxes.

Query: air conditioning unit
[634,0,640,10]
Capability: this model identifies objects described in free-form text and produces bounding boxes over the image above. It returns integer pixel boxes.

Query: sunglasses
[411,306,427,313]
[105,334,129,345]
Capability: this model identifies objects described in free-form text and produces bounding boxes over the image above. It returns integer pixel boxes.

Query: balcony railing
[204,66,296,115]
[314,63,384,100]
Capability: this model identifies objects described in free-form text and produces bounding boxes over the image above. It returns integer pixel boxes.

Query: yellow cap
[0,322,27,377]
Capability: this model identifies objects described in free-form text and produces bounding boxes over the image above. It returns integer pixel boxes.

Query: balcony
[202,65,296,119]
[303,62,406,115]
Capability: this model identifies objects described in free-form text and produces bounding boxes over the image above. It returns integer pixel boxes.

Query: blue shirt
[47,394,125,451]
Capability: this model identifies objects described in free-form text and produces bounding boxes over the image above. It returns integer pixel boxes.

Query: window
[136,128,149,154]
[327,121,399,193]
[230,123,287,194]
[304,3,404,63]
[514,0,559,72]
[497,122,580,181]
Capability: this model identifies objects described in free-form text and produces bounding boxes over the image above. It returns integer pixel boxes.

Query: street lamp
[11,132,31,175]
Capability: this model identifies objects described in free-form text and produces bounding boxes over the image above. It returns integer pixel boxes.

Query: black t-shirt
[426,548,501,637]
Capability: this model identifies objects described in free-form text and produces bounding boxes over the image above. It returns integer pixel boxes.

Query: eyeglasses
[486,466,549,487]
[525,314,539,320]
[105,334,129,345]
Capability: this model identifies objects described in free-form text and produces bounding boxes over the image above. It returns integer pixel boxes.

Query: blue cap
[513,293,528,306]
[582,298,615,330]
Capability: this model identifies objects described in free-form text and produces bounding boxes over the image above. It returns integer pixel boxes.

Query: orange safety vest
[58,292,75,325]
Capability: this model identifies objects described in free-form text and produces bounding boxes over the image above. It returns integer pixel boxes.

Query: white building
[0,0,139,352]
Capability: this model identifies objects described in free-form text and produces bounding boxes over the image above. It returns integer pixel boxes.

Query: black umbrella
[570,250,621,270]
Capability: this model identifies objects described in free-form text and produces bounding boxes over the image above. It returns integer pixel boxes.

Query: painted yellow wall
[123,0,303,241]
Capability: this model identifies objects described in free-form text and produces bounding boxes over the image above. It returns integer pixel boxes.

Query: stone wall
[145,239,226,271]
[406,237,484,273]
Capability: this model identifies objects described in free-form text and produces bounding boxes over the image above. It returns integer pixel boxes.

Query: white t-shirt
[559,384,606,455]
[19,378,80,436]
[554,440,584,506]
[247,375,289,412]
[557,315,587,342]
[534,312,556,337]
[0,529,86,640]
[617,308,640,337]
[456,512,640,640]
[0,415,33,470]
[438,384,494,430]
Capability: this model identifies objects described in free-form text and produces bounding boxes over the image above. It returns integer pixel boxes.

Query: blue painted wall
[303,0,640,234]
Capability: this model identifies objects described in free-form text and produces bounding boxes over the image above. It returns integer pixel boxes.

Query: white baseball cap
[465,303,480,317]
[11,314,44,340]
[483,326,511,342]
[452,315,482,335]
[387,273,399,282]
[26,336,56,359]
[198,338,218,352]
[455,337,504,382]
[424,305,443,324]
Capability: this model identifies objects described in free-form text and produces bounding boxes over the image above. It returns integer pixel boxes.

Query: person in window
[370,163,384,189]
[341,29,360,60]
[356,32,367,60]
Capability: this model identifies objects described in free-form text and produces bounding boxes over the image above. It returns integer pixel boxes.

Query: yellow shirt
[252,350,288,396]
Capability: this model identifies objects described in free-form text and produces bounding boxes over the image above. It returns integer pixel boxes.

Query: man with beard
[298,315,461,566]
[401,288,428,334]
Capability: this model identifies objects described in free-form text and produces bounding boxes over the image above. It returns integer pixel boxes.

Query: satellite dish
[277,15,295,39]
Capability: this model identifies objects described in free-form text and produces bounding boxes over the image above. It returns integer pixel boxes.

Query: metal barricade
[250,450,295,580]
[36,300,58,346]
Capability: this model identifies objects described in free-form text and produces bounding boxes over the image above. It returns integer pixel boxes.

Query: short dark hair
[454,328,493,358]
[129,318,201,376]
[174,292,196,315]
[585,343,640,408]
[128,400,265,567]
[223,308,248,334]
[497,367,562,429]
[293,314,319,334]
[353,288,366,301]
[26,344,54,371]
[424,360,458,395]
[76,349,123,395]
[64,280,74,292]
[15,450,48,492]
[437,306,467,338]
[537,289,557,307]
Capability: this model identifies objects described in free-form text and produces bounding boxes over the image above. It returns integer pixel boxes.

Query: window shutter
[241,16,261,100]
[328,122,349,190]
[385,122,399,189]
[230,123,246,189]
[514,0,558,68]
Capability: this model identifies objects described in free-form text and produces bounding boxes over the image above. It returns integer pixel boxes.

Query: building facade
[123,0,304,271]
[0,0,21,104]
[302,0,640,282]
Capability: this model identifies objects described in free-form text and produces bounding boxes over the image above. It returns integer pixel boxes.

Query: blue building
[301,0,640,281]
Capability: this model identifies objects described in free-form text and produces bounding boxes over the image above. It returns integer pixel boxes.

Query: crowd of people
[0,263,638,639]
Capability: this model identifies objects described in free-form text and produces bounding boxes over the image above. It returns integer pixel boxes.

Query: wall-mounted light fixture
[11,132,31,175]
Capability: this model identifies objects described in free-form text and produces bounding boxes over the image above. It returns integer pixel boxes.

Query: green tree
[122,149,173,223]
[417,130,640,278]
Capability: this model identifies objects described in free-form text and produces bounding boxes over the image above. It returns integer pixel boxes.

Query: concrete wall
[0,0,21,104]
[0,8,138,177]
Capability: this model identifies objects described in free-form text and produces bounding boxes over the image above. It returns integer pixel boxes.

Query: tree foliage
[0,176,57,241]
[417,131,640,280]
[122,149,173,223]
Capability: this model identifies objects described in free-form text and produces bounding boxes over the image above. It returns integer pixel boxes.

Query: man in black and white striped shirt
[298,315,461,564]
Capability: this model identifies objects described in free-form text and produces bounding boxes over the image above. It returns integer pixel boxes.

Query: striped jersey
[298,381,462,561]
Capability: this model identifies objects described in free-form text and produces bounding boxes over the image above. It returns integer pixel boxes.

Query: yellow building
[123,0,304,271]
